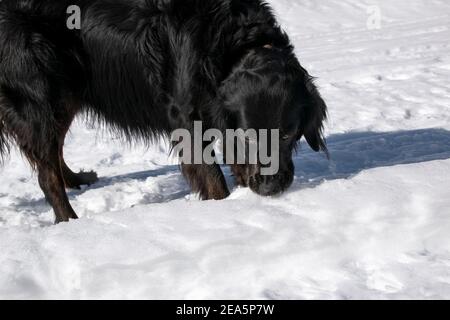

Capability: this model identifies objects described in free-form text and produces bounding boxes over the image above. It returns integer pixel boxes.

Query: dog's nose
[258,175,283,196]
[250,174,285,196]
[249,170,295,197]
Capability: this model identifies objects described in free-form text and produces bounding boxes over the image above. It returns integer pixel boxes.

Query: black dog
[0,0,327,223]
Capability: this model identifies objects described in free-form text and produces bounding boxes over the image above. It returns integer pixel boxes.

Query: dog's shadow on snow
[290,128,450,190]
[66,166,189,202]
[69,128,450,195]
[80,128,450,196]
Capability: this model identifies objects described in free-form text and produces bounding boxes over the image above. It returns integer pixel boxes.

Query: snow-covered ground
[1,0,450,299]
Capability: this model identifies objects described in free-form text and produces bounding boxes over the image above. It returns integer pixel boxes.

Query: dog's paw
[78,170,99,186]
[65,170,99,189]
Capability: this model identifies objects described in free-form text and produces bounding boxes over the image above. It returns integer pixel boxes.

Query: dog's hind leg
[0,97,79,223]
[57,108,98,190]
[0,16,88,222]
[38,143,79,223]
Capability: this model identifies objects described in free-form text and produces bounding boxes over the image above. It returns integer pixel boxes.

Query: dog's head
[218,45,328,196]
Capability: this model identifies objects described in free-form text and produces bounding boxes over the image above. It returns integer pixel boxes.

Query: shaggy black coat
[0,0,327,223]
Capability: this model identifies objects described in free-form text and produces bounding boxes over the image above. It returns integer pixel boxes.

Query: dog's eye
[281,134,290,141]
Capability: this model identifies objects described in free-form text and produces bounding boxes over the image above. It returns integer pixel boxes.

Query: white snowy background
[1,0,450,299]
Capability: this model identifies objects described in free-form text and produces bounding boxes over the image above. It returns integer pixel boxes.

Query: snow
[1,0,450,299]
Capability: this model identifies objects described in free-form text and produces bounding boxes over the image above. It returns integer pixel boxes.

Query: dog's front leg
[174,121,229,200]
[181,163,229,200]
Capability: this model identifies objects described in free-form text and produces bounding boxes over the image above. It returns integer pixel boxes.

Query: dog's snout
[249,171,293,197]
[258,175,283,196]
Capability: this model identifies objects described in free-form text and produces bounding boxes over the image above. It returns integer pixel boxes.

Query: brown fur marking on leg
[181,164,230,200]
[37,145,78,223]
[230,164,249,187]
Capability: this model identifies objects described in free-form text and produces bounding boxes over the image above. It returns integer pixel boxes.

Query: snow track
[1,0,450,299]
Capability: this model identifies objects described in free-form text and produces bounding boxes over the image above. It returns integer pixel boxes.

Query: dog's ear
[300,77,328,155]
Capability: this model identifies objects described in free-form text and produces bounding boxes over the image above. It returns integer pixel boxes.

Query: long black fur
[0,0,327,223]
